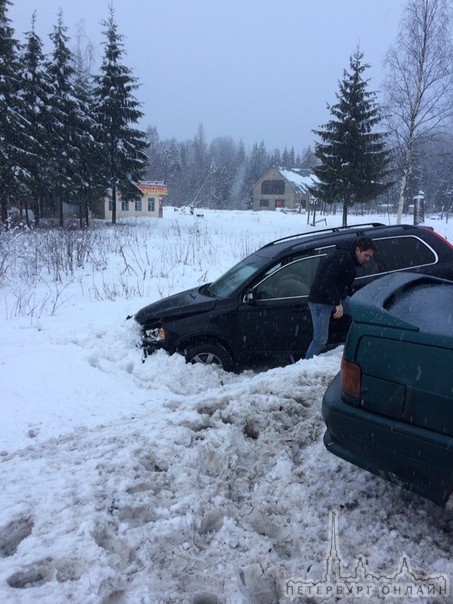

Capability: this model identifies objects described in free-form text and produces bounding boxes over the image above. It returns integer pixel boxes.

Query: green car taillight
[341,357,361,399]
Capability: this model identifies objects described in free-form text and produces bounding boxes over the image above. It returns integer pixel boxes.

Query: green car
[322,272,453,506]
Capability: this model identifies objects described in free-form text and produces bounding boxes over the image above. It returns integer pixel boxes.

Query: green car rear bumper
[322,374,453,506]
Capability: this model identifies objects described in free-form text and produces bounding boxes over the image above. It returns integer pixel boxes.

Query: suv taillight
[421,227,453,251]
[341,357,361,399]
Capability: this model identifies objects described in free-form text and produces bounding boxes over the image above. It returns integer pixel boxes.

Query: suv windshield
[207,256,264,298]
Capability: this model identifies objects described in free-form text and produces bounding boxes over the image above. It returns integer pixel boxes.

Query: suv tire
[184,342,234,371]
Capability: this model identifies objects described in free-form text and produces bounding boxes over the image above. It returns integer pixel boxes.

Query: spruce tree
[19,13,53,227]
[45,11,84,227]
[230,140,247,209]
[240,141,269,209]
[247,141,269,184]
[191,124,210,207]
[0,0,27,226]
[93,6,148,224]
[311,49,392,226]
[72,41,106,228]
[161,138,181,185]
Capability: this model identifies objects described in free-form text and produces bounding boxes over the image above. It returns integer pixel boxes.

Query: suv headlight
[143,326,166,343]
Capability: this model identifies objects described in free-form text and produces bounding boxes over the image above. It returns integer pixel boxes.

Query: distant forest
[142,123,320,210]
[3,0,453,226]
[143,123,453,215]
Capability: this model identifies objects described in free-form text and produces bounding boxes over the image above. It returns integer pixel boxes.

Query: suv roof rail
[262,222,387,248]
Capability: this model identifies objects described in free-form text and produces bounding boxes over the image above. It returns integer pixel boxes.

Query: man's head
[354,236,376,265]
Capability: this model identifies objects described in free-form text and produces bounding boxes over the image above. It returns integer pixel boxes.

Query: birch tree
[385,0,453,224]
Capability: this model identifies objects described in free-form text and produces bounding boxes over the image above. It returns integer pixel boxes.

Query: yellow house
[103,181,168,219]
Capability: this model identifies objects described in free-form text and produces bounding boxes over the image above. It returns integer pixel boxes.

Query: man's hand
[333,303,343,319]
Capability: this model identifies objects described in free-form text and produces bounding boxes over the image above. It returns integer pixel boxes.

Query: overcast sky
[10,0,406,154]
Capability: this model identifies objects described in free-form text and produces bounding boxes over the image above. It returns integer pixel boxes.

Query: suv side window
[354,235,437,278]
[355,252,380,277]
[373,235,437,271]
[255,255,325,299]
[316,242,380,278]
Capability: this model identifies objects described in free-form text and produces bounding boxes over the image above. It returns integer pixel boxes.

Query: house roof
[276,167,318,194]
[135,181,168,196]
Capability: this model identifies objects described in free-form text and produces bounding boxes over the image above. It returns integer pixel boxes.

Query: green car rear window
[385,283,453,337]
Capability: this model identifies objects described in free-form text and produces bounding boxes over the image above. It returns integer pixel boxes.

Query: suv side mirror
[243,290,255,304]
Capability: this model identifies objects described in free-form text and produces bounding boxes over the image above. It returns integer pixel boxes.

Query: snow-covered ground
[0,208,452,603]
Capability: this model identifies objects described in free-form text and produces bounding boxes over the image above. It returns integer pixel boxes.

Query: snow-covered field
[0,208,452,603]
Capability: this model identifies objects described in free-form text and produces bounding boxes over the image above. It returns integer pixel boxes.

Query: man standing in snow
[304,236,376,359]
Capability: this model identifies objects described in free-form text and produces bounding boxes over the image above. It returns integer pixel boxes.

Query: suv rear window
[316,234,438,280]
[374,235,437,271]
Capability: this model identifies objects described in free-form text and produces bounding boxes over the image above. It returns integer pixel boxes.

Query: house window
[135,199,142,211]
[259,199,269,208]
[148,197,155,212]
[121,200,129,211]
[275,199,285,208]
[261,179,285,195]
[108,197,113,211]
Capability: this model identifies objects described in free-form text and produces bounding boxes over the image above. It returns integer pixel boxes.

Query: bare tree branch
[384,0,453,223]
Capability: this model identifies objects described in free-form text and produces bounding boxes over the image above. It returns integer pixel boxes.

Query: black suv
[134,223,453,371]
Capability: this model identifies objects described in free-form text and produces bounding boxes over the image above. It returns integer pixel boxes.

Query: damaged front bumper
[140,326,166,358]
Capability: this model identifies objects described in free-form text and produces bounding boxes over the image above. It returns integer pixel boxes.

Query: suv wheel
[184,342,234,371]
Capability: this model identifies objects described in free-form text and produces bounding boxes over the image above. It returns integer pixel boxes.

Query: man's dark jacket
[308,240,360,306]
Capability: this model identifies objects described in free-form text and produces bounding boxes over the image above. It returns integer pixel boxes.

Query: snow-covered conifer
[311,49,392,226]
[92,6,148,224]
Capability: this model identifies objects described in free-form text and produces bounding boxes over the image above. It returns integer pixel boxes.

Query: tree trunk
[34,197,41,228]
[1,199,8,227]
[342,201,348,227]
[396,169,408,225]
[396,129,414,225]
[111,183,117,224]
[24,201,31,228]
